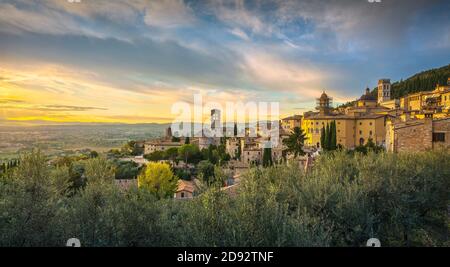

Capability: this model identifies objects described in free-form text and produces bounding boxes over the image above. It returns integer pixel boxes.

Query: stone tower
[165,126,173,139]
[377,79,391,104]
[316,91,332,116]
[211,109,221,130]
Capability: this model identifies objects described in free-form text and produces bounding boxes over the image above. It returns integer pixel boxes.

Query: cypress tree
[330,121,337,150]
[320,126,326,150]
[262,147,273,167]
[236,143,241,160]
[325,123,331,150]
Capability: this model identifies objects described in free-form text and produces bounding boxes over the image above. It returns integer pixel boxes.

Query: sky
[0,0,449,125]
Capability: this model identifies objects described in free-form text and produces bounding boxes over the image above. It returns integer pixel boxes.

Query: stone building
[302,90,390,148]
[242,148,262,165]
[281,115,302,133]
[225,138,240,158]
[144,141,182,154]
[377,79,391,104]
[174,180,196,199]
[398,78,450,113]
[386,115,450,153]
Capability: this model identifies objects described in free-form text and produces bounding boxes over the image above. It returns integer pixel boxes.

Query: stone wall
[394,120,432,152]
[393,118,450,152]
[432,118,450,149]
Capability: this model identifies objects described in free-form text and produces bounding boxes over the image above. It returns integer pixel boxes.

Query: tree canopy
[137,162,178,199]
[283,127,306,158]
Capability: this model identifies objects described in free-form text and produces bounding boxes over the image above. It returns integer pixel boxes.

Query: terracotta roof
[176,180,195,193]
[305,112,388,120]
[392,117,450,130]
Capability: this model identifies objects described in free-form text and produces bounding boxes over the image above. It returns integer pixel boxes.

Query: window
[359,130,362,135]
[359,138,365,146]
[359,122,362,125]
[369,122,372,126]
[432,132,445,142]
[181,192,185,198]
[369,131,373,135]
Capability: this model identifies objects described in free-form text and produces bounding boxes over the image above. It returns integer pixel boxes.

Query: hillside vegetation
[0,150,448,247]
[384,64,450,99]
[340,64,450,107]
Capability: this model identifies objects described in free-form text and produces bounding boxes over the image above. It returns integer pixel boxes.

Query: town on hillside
[116,77,450,199]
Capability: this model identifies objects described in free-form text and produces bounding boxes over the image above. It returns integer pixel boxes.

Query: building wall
[442,91,450,107]
[379,99,398,109]
[357,100,377,107]
[392,120,433,152]
[271,147,283,163]
[242,149,262,165]
[303,117,385,149]
[281,118,301,132]
[433,118,450,149]
[377,80,391,104]
[226,138,240,158]
[144,143,181,154]
[336,120,355,148]
[354,117,386,146]
[175,190,193,199]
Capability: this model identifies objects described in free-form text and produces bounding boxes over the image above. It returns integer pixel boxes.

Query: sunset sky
[1,0,449,125]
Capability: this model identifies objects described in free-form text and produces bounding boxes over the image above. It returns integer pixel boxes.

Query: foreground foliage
[0,150,448,247]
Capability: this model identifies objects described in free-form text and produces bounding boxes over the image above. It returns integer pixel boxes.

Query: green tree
[121,141,136,156]
[178,144,201,164]
[325,123,331,150]
[262,147,273,167]
[144,150,166,161]
[137,162,178,199]
[329,121,337,151]
[204,145,219,164]
[236,143,242,160]
[89,151,99,158]
[282,127,306,158]
[198,160,215,185]
[0,150,70,246]
[114,161,140,180]
[84,156,115,185]
[165,147,179,162]
[320,126,326,149]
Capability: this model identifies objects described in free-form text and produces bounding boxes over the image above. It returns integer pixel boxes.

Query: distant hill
[339,63,450,108]
[384,63,450,99]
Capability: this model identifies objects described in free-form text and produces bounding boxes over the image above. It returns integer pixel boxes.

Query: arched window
[359,138,365,146]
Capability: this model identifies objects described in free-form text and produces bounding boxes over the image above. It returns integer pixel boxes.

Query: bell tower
[316,91,332,116]
[377,79,391,104]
